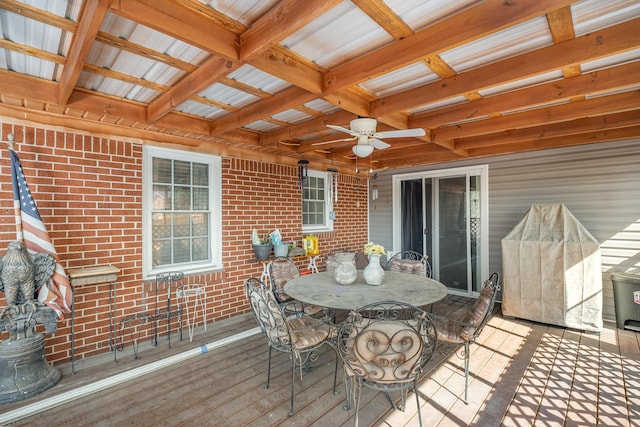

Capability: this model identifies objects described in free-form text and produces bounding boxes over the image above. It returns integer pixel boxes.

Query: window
[143,146,222,277]
[302,170,333,232]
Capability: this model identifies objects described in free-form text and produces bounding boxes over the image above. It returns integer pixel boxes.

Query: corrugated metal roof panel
[478,70,564,97]
[581,48,640,73]
[359,62,440,98]
[199,82,259,107]
[282,2,393,68]
[572,0,640,36]
[585,84,640,99]
[76,71,160,102]
[408,95,468,114]
[204,0,279,27]
[244,120,280,132]
[304,99,342,115]
[99,13,208,65]
[227,64,289,94]
[385,0,480,32]
[0,5,67,80]
[440,16,553,73]
[176,100,229,119]
[271,109,313,124]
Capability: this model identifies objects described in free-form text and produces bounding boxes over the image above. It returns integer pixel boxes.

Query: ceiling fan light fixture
[352,144,374,157]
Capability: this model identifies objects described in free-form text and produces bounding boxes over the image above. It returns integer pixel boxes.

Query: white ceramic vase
[363,253,385,285]
[333,252,357,285]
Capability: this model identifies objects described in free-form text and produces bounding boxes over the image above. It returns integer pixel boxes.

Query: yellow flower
[364,242,385,255]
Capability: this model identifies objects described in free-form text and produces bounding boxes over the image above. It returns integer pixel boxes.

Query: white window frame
[142,146,222,278]
[302,169,334,233]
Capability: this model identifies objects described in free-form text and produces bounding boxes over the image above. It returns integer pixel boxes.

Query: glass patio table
[284,270,448,311]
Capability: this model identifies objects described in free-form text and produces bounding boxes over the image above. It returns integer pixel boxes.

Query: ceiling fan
[315,118,426,157]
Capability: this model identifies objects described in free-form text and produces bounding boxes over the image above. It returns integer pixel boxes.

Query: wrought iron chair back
[432,272,501,404]
[245,277,338,416]
[337,301,437,427]
[267,256,325,318]
[385,250,432,278]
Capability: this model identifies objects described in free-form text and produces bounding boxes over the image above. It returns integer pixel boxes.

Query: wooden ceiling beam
[433,90,640,141]
[546,6,575,43]
[147,56,236,122]
[351,0,414,40]
[0,70,59,105]
[209,86,317,135]
[372,18,640,117]
[455,110,640,150]
[250,46,324,94]
[323,0,576,93]
[261,110,357,145]
[411,61,640,130]
[58,0,111,105]
[110,0,238,60]
[467,126,640,158]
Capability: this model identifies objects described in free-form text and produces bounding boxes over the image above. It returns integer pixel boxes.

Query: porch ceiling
[0,0,639,173]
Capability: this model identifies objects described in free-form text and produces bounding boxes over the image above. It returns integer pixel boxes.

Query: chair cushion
[388,258,425,276]
[270,260,299,302]
[459,282,494,340]
[434,281,495,343]
[288,315,332,350]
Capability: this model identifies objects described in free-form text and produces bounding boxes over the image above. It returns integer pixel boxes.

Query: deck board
[1,295,638,427]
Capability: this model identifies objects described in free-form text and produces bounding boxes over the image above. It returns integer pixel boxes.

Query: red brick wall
[0,120,369,365]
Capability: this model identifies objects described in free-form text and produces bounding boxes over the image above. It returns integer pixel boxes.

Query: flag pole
[8,133,23,242]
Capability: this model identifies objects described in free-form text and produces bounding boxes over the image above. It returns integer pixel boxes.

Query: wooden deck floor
[1,295,638,426]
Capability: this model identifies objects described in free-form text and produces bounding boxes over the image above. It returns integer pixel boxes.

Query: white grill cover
[501,204,602,332]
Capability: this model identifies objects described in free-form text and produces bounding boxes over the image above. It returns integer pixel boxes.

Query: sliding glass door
[393,166,488,296]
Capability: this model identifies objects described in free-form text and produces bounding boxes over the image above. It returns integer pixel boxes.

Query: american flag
[10,149,73,318]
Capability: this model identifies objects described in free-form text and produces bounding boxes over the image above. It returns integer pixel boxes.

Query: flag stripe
[10,149,73,319]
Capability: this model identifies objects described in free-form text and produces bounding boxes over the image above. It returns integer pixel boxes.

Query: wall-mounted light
[372,184,379,201]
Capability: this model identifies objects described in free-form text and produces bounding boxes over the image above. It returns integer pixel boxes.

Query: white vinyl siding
[370,139,640,323]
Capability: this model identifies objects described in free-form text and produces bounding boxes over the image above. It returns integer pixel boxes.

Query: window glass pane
[174,160,191,185]
[192,213,208,236]
[192,237,208,261]
[193,187,209,210]
[153,185,172,210]
[193,163,208,186]
[174,186,191,210]
[153,240,171,267]
[153,158,172,183]
[152,213,171,238]
[173,238,190,263]
[173,213,191,237]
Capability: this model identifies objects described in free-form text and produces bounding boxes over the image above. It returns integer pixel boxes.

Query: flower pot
[274,244,289,257]
[253,244,272,261]
[363,253,385,285]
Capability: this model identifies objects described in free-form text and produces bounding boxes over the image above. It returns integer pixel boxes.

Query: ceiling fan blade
[369,138,391,149]
[374,128,426,139]
[327,124,358,136]
[312,136,357,146]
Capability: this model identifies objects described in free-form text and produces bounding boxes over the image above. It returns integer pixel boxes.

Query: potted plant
[252,230,272,261]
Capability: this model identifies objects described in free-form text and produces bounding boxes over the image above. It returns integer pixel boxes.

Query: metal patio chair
[385,250,432,278]
[245,277,339,416]
[431,272,501,404]
[337,301,437,427]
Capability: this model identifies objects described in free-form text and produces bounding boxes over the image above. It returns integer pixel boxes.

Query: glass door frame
[391,165,489,297]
